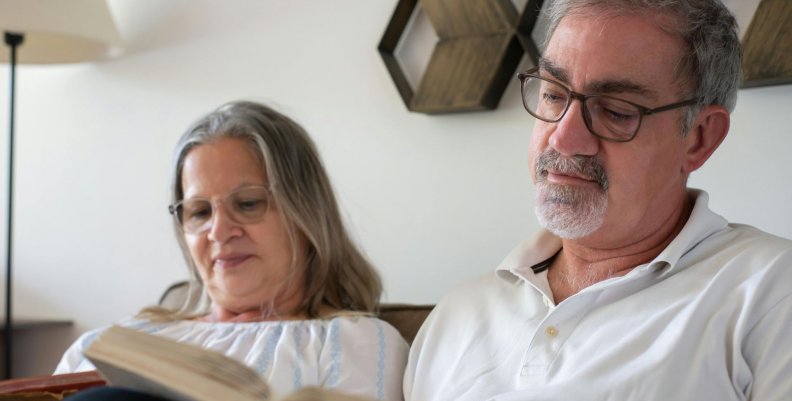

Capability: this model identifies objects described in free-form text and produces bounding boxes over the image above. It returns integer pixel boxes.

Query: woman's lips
[213,254,251,269]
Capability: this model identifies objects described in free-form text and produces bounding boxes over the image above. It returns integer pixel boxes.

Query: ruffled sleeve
[319,316,408,401]
[53,327,104,374]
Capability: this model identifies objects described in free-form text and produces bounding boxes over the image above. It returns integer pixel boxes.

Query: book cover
[0,371,106,400]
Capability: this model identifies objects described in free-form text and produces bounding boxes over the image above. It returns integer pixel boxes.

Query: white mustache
[535,150,609,191]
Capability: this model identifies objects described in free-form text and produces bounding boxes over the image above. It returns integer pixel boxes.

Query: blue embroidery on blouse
[254,322,284,375]
[375,320,386,401]
[326,318,341,387]
[293,321,304,390]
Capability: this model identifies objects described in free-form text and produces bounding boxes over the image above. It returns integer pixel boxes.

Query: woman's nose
[207,203,243,243]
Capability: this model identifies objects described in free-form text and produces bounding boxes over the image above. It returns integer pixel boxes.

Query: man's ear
[682,105,730,174]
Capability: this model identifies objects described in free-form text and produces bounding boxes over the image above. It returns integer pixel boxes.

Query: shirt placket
[517,288,603,386]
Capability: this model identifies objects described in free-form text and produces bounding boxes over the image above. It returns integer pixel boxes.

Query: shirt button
[542,297,551,307]
[545,326,559,338]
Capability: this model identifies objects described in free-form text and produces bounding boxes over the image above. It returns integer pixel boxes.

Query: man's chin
[539,221,600,240]
[534,200,607,240]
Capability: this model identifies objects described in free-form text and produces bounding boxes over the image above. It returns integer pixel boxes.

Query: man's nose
[549,100,600,157]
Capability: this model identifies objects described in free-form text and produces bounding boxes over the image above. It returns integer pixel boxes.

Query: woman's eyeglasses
[168,185,272,234]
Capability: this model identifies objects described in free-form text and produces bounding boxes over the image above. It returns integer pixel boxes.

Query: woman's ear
[682,105,730,174]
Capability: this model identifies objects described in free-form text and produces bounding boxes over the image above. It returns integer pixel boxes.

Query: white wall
[0,0,789,375]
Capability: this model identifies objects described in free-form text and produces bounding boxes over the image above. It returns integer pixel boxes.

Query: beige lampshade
[0,0,122,64]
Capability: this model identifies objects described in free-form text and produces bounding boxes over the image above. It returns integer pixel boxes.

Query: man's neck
[547,194,694,303]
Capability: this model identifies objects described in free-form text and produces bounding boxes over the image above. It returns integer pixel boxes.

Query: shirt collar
[496,188,728,283]
[496,229,562,284]
[649,188,728,276]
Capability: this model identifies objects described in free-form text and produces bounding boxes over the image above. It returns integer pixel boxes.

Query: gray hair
[142,101,382,320]
[543,0,742,132]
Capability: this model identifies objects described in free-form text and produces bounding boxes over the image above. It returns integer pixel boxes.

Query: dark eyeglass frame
[517,67,700,142]
[168,184,272,234]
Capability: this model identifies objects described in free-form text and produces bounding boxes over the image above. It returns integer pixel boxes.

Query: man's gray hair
[544,0,742,132]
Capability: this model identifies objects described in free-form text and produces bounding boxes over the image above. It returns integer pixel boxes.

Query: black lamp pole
[4,31,23,380]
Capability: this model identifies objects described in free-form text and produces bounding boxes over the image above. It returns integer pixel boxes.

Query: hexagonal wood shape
[379,0,544,114]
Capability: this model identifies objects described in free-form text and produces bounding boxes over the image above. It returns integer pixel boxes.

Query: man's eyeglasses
[168,185,272,234]
[517,67,699,142]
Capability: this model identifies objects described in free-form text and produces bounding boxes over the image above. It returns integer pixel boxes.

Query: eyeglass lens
[522,76,642,141]
[174,186,270,233]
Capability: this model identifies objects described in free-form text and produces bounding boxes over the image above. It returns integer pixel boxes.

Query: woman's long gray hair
[141,101,382,320]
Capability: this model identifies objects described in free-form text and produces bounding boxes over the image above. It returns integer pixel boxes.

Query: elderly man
[404,1,792,400]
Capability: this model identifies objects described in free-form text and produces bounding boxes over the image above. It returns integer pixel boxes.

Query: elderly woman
[56,101,407,400]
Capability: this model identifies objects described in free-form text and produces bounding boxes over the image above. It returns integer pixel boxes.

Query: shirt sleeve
[742,291,792,400]
[319,316,408,401]
[402,292,454,401]
[53,328,102,374]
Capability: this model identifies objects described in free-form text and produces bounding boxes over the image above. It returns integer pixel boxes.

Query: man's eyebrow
[538,58,659,100]
[538,58,569,83]
[588,80,658,99]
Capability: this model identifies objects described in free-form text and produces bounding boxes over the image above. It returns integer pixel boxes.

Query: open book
[83,325,372,401]
[84,325,271,401]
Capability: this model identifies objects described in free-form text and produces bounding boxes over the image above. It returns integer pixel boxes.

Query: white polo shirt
[405,190,792,401]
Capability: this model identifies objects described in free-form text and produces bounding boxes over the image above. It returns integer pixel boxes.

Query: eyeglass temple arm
[642,98,700,115]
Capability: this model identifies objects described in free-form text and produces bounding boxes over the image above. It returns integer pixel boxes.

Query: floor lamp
[0,0,121,379]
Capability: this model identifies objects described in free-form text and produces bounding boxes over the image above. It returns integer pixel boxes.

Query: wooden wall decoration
[741,0,792,88]
[379,0,544,114]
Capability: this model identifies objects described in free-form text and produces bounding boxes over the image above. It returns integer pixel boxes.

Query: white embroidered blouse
[56,315,408,401]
